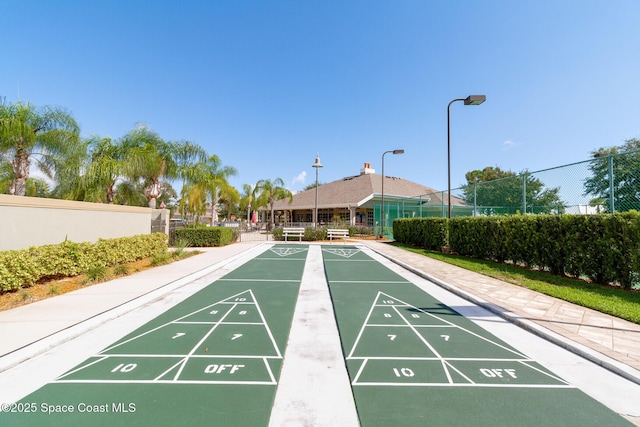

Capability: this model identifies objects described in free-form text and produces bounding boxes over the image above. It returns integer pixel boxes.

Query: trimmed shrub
[394,213,640,289]
[272,226,328,241]
[393,218,447,250]
[174,226,233,247]
[0,250,43,291]
[305,227,327,241]
[0,233,168,293]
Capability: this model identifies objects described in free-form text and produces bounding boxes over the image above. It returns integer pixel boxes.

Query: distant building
[270,162,463,226]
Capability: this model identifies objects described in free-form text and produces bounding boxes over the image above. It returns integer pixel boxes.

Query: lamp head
[392,149,405,155]
[464,95,486,106]
[312,154,323,168]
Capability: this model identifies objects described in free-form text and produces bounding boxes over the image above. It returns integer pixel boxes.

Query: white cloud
[503,139,517,149]
[291,171,306,186]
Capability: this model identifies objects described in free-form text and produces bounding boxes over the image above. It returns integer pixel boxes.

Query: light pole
[312,154,323,227]
[380,149,404,239]
[447,95,486,218]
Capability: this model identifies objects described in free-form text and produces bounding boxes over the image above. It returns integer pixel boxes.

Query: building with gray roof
[271,162,462,227]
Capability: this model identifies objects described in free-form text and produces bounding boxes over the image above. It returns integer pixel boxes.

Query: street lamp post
[312,154,323,227]
[447,95,486,219]
[380,149,404,239]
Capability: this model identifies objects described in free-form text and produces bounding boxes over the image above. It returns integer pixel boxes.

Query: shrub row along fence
[0,233,168,292]
[173,226,234,247]
[393,212,640,289]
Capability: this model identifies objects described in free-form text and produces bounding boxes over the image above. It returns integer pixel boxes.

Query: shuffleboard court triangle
[374,292,409,307]
[270,247,308,257]
[347,291,527,360]
[101,289,279,357]
[322,247,361,258]
[58,289,284,385]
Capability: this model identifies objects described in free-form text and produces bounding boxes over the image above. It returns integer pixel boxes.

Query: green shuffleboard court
[321,245,632,427]
[0,245,308,426]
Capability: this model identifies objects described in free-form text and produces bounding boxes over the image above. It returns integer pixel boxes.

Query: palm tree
[119,125,204,209]
[254,178,293,230]
[0,101,80,196]
[179,184,208,223]
[48,136,90,201]
[114,180,148,207]
[187,154,238,225]
[0,160,12,193]
[217,183,240,221]
[78,136,123,203]
[240,183,255,224]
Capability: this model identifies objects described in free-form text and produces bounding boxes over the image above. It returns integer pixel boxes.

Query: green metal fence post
[522,173,527,214]
[608,155,615,213]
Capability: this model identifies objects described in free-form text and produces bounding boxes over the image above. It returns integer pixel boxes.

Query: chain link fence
[380,150,640,226]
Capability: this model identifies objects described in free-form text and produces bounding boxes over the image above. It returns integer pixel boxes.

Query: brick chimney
[360,162,375,175]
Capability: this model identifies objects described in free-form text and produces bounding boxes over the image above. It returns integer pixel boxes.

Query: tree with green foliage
[80,136,123,203]
[240,183,255,223]
[217,184,240,221]
[181,154,237,224]
[461,166,563,214]
[255,177,293,229]
[25,177,51,197]
[584,138,640,212]
[119,125,205,209]
[0,101,80,196]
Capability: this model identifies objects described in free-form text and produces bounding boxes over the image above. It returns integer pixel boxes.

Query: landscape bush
[0,233,168,292]
[393,218,447,250]
[394,212,640,289]
[174,226,233,247]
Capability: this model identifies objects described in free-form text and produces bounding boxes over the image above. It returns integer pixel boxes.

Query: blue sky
[2,0,640,195]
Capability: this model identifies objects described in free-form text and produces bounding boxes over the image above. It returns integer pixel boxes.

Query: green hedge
[174,226,233,247]
[0,233,168,292]
[393,218,447,250]
[394,213,640,289]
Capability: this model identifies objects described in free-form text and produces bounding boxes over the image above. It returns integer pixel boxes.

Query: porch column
[349,206,356,226]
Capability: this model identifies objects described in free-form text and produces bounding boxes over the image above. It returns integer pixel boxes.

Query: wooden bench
[327,228,349,242]
[283,227,305,242]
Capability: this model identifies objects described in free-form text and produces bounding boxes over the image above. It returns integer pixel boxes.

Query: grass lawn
[392,243,640,325]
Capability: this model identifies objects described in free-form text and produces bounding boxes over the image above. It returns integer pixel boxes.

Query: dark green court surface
[321,246,632,427]
[0,245,308,426]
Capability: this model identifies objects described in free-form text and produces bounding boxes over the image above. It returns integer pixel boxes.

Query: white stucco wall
[0,195,160,251]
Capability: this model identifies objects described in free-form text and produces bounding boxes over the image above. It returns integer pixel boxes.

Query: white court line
[216,279,300,282]
[442,360,476,384]
[347,356,533,361]
[65,287,286,384]
[346,291,382,359]
[517,360,568,383]
[172,302,238,380]
[379,291,529,359]
[100,290,253,353]
[82,354,282,359]
[56,356,109,380]
[351,358,369,384]
[339,255,563,389]
[55,379,277,385]
[366,324,457,328]
[350,382,575,388]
